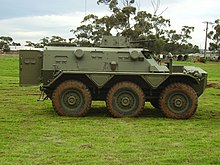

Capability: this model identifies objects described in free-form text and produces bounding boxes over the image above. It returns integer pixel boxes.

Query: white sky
[0,0,219,49]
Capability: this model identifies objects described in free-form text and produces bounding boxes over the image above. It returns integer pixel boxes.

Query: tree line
[70,0,200,54]
[0,36,20,52]
[1,0,219,55]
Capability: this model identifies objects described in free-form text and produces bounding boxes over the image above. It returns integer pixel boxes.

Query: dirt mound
[207,82,220,89]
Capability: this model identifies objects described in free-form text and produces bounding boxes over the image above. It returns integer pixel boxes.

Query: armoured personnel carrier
[19,36,207,119]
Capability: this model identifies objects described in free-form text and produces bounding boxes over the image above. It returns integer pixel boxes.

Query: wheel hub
[174,98,183,108]
[168,92,190,113]
[116,91,135,111]
[121,97,130,107]
[62,90,81,109]
[67,96,77,105]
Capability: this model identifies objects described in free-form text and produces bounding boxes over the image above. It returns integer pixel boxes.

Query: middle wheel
[106,81,145,117]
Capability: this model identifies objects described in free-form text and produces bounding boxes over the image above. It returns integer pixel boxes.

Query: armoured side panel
[19,50,43,86]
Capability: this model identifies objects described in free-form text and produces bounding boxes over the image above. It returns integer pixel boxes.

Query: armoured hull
[19,36,207,119]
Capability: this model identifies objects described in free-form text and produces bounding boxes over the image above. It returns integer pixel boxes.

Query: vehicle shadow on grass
[141,108,164,118]
[87,107,164,118]
[42,104,164,118]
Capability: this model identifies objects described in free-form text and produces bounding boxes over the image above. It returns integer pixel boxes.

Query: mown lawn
[0,55,220,164]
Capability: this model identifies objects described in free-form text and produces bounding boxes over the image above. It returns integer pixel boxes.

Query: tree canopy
[25,36,68,48]
[2,0,218,55]
[0,36,21,52]
[70,0,199,54]
[208,19,220,53]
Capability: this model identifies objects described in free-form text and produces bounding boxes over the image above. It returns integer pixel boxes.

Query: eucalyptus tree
[71,0,198,54]
[208,19,220,53]
[0,36,13,49]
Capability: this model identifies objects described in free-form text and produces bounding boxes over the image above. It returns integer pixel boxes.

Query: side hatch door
[19,50,43,86]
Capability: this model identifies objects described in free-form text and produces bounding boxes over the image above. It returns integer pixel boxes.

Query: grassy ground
[0,55,220,164]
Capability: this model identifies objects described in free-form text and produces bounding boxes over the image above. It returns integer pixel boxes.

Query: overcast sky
[0,0,219,48]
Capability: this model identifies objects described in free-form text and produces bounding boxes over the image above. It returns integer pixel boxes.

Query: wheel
[106,81,145,117]
[52,80,91,116]
[150,99,160,109]
[159,83,198,119]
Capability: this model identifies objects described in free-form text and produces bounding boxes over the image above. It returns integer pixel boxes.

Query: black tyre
[52,80,91,116]
[106,81,145,117]
[159,83,198,119]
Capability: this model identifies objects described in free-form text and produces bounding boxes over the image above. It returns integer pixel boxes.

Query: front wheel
[159,83,198,119]
[106,81,145,117]
[52,80,91,116]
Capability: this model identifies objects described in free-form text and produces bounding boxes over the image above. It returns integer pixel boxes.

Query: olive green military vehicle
[19,36,207,119]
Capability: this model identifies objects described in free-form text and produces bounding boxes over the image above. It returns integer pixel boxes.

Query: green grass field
[0,55,220,164]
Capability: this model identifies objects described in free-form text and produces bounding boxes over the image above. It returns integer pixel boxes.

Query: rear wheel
[52,80,91,116]
[159,83,198,119]
[106,81,145,117]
